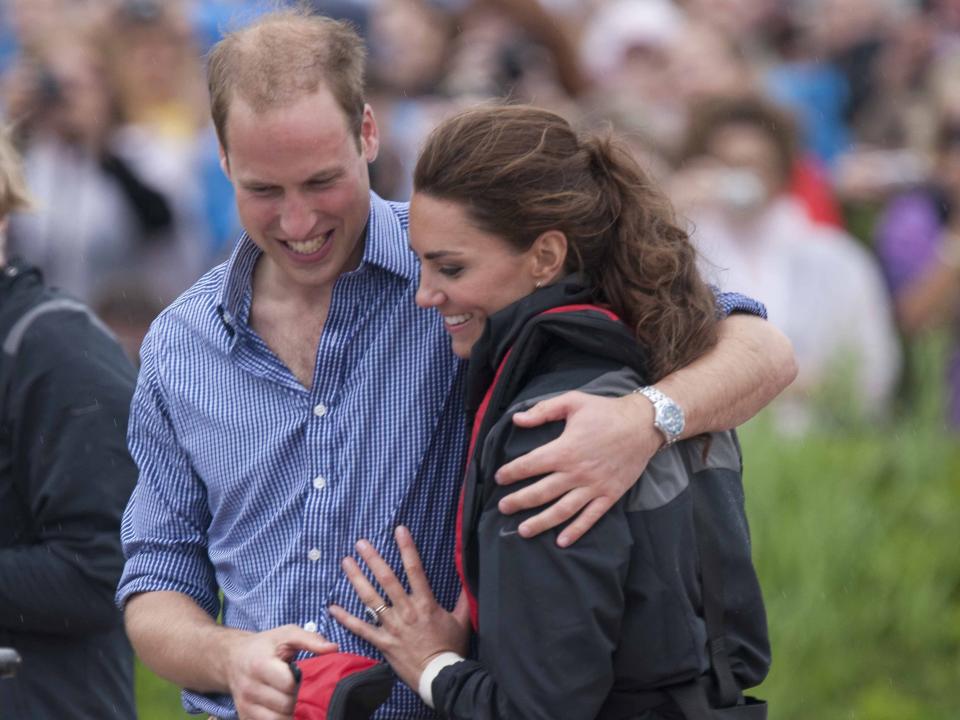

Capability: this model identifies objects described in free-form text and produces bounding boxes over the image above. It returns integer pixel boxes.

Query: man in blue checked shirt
[117,9,797,720]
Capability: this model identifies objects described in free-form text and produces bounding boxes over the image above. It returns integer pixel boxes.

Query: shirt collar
[215,191,416,338]
[363,192,417,281]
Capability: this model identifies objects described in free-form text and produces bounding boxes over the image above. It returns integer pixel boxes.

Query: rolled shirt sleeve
[116,329,220,618]
[714,289,767,319]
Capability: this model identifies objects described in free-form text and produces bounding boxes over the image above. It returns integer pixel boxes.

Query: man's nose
[278,195,316,240]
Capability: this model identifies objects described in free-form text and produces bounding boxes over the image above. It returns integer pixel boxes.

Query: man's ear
[218,144,231,180]
[530,230,568,284]
[359,104,380,163]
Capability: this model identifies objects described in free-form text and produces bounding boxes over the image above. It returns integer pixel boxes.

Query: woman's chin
[451,337,474,359]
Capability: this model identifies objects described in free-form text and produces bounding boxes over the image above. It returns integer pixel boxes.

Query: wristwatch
[633,386,685,446]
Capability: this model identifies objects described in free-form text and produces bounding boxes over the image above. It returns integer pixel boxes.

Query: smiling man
[117,9,795,720]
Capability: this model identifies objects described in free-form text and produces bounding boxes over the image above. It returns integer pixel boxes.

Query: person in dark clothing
[0,128,138,719]
[329,105,771,719]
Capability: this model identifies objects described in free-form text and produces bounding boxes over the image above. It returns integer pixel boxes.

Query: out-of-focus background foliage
[3,0,958,717]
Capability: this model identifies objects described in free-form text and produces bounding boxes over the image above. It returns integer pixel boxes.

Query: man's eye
[249,186,278,196]
[439,266,463,277]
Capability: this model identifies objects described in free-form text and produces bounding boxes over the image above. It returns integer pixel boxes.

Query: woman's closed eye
[439,265,464,278]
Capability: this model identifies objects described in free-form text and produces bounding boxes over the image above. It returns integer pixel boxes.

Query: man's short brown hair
[207,7,367,152]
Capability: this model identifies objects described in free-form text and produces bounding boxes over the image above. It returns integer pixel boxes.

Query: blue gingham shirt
[117,192,766,719]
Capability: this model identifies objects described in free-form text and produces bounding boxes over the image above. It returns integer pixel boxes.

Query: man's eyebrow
[306,169,344,183]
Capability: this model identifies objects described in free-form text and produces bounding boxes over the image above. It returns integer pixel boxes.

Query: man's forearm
[124,590,245,694]
[653,314,797,437]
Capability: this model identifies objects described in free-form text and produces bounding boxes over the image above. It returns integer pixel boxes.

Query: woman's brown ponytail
[414,104,718,380]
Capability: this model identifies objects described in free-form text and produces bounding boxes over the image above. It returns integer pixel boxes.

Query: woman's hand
[329,526,471,691]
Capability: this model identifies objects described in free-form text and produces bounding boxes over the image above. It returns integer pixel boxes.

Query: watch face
[659,404,684,436]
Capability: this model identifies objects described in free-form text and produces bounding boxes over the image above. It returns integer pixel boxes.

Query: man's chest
[166,283,463,523]
[252,312,325,389]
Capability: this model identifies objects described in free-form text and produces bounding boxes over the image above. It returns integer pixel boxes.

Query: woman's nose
[415,279,443,309]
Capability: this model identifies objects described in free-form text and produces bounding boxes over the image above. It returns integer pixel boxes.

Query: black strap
[601,676,759,720]
[691,481,741,708]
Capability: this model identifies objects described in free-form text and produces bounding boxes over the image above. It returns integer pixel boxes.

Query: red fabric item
[293,653,379,720]
[454,304,622,633]
[790,155,843,228]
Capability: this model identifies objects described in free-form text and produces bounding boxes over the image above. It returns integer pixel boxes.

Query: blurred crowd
[1,0,959,434]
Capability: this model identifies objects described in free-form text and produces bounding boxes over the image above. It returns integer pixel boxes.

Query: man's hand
[495,315,797,547]
[225,626,338,720]
[495,391,660,547]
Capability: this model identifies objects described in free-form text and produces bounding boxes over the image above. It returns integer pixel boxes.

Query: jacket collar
[465,275,595,412]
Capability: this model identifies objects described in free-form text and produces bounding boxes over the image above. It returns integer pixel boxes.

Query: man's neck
[252,256,334,312]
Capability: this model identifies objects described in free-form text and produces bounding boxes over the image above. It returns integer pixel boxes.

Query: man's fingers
[556,496,615,548]
[275,625,338,658]
[516,487,593,539]
[394,526,432,597]
[509,393,581,428]
[252,652,298,694]
[355,540,408,608]
[497,471,572,514]
[495,441,563,486]
[246,663,298,711]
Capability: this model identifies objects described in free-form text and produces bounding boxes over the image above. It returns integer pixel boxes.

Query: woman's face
[409,193,549,359]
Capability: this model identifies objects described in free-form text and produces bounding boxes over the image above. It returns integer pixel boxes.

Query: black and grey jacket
[0,260,138,719]
[433,278,770,720]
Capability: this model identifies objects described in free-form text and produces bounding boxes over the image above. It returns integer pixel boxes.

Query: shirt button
[307,548,321,562]
[312,475,327,490]
[304,621,318,633]
[313,403,327,418]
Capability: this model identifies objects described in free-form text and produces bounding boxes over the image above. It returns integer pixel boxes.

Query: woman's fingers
[355,539,409,609]
[394,526,433,598]
[341,556,390,615]
[328,604,380,646]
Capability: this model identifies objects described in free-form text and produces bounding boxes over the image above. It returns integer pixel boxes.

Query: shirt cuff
[417,651,465,709]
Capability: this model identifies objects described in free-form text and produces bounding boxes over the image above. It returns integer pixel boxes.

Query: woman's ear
[530,230,568,284]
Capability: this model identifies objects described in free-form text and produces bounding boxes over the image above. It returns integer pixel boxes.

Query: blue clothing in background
[765,61,851,168]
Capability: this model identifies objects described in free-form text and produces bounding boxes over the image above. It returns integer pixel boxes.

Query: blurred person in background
[369,0,587,200]
[366,0,457,200]
[665,16,845,227]
[102,0,225,279]
[876,118,960,428]
[579,0,689,157]
[673,95,900,433]
[1,27,185,306]
[0,126,138,719]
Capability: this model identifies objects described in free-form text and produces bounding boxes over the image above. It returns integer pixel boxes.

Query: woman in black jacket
[329,105,770,720]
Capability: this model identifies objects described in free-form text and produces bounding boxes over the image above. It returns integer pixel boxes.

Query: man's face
[221,86,379,295]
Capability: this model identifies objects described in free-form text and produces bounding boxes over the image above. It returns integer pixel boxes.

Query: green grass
[136,662,190,719]
[135,337,960,719]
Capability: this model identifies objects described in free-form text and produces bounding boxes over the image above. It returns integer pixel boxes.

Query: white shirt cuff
[417,651,465,709]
